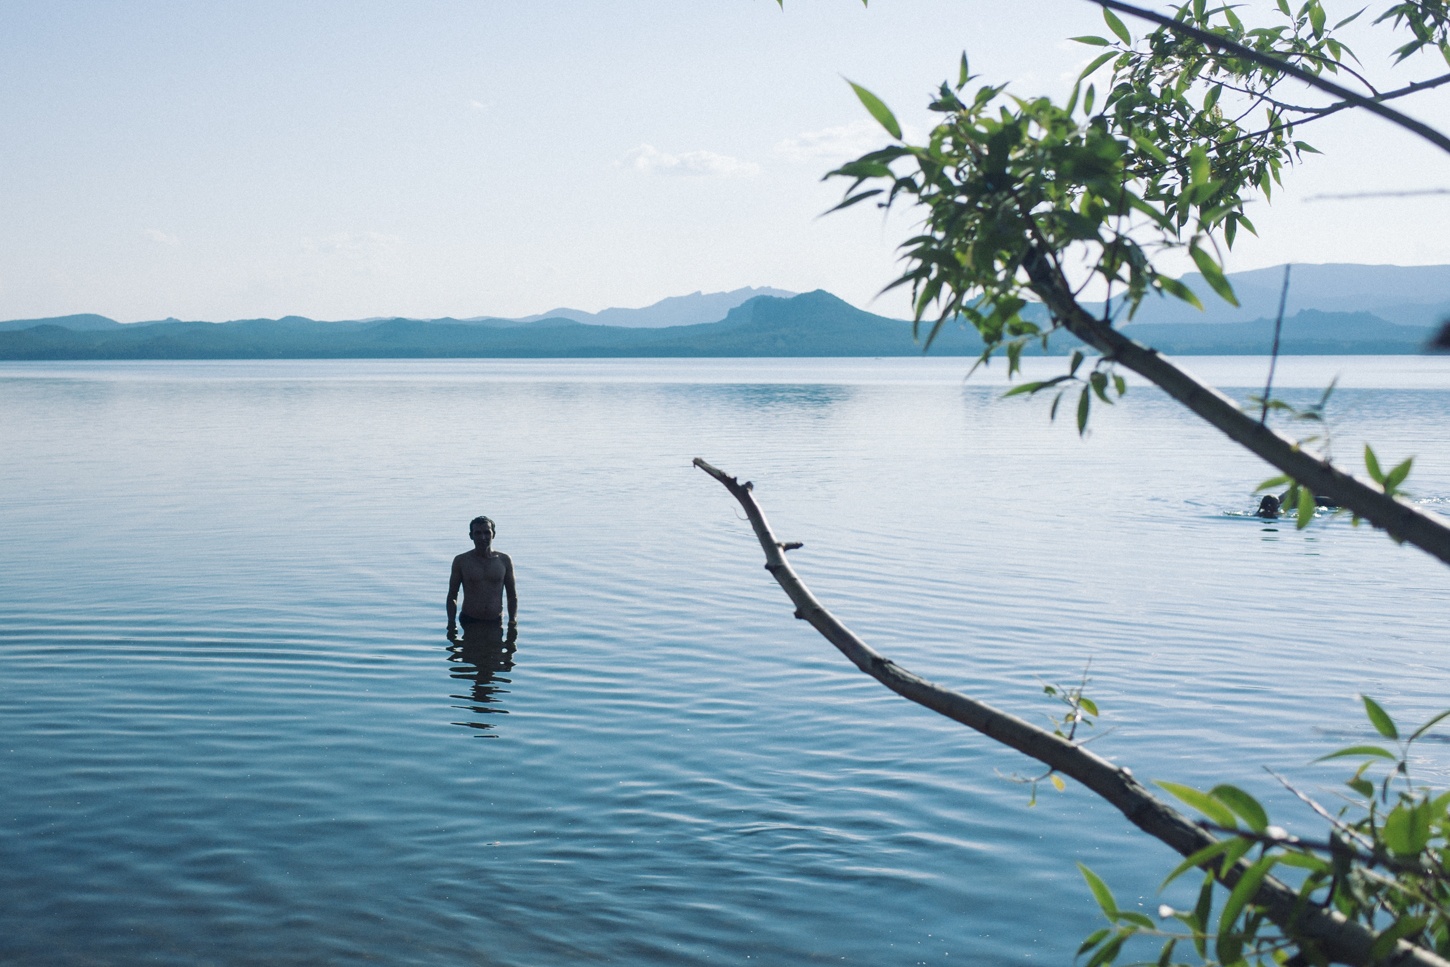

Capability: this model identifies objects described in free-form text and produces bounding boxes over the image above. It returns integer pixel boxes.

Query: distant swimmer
[447,516,517,639]
[1254,491,1338,519]
[1255,494,1282,519]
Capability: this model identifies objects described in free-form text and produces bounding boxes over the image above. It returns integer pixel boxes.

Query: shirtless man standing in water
[447,516,517,638]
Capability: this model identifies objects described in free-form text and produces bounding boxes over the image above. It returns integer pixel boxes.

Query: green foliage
[827,0,1450,434]
[1016,669,1101,803]
[1003,349,1128,437]
[1077,699,1450,965]
[1378,0,1450,63]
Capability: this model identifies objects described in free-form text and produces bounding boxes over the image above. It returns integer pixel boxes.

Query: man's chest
[461,554,504,582]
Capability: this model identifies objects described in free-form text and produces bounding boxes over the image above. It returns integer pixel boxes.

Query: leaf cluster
[1012,667,1102,804]
[827,0,1450,431]
[1077,698,1450,966]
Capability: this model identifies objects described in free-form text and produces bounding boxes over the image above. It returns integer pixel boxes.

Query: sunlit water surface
[3,356,1449,966]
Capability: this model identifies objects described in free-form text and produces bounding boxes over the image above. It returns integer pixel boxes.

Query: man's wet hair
[470,515,496,538]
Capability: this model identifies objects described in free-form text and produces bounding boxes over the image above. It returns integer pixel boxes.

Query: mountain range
[0,265,1445,359]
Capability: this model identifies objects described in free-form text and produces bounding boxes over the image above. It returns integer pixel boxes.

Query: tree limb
[694,456,1450,967]
[1089,0,1450,157]
[1017,246,1450,568]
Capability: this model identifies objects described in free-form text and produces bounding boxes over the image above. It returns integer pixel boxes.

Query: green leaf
[1079,50,1117,82]
[1314,744,1397,762]
[1384,457,1413,493]
[1189,244,1239,306]
[1361,695,1399,740]
[1210,785,1269,833]
[1296,485,1315,528]
[1116,911,1155,929]
[1192,878,1212,957]
[824,189,884,213]
[847,81,902,140]
[1079,863,1118,917]
[1365,444,1385,484]
[1220,835,1254,873]
[957,51,971,90]
[1275,851,1330,873]
[1157,781,1238,828]
[1157,276,1203,309]
[1102,6,1132,44]
[1409,708,1450,743]
[1003,380,1049,398]
[1383,800,1433,856]
[1161,838,1236,888]
[1085,934,1125,967]
[1072,34,1113,46]
[1077,386,1091,436]
[1078,696,1099,716]
[1217,854,1277,936]
[1188,145,1210,186]
[1370,914,1431,963]
[1256,475,1292,491]
[1078,928,1112,957]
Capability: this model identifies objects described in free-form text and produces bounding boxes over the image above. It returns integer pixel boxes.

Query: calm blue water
[2,356,1449,966]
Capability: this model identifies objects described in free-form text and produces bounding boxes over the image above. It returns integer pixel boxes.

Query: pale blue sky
[2,0,1447,322]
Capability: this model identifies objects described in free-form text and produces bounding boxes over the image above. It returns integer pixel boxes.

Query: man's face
[470,524,492,551]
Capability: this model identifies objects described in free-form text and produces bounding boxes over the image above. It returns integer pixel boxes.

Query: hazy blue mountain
[1122,309,1431,354]
[1120,263,1450,327]
[514,286,797,328]
[0,313,123,332]
[0,292,971,359]
[0,278,1443,359]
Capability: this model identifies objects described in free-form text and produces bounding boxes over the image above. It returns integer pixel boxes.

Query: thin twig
[1261,264,1292,424]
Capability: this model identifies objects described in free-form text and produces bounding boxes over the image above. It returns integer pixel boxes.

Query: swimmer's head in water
[1255,495,1282,519]
[470,516,496,541]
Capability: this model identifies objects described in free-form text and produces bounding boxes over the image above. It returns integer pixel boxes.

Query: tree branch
[1089,0,1450,157]
[1018,246,1450,568]
[693,457,1450,967]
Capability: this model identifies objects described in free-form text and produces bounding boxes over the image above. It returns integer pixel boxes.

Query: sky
[2,0,1448,323]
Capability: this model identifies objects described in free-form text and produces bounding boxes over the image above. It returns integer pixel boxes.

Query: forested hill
[0,288,1441,359]
[0,292,982,359]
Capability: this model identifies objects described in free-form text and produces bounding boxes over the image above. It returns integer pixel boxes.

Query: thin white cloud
[299,232,404,278]
[622,144,761,178]
[773,119,888,165]
[144,228,180,246]
[468,99,488,112]
[302,231,401,256]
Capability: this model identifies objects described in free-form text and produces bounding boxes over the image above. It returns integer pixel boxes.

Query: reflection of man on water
[447,617,518,737]
[447,515,518,639]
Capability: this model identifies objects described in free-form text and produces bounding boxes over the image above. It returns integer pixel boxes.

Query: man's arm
[446,556,462,632]
[502,554,517,625]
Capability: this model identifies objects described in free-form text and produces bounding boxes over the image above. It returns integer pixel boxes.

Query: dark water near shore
[2,356,1449,966]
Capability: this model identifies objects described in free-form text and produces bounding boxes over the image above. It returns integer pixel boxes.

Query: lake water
[3,355,1449,966]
